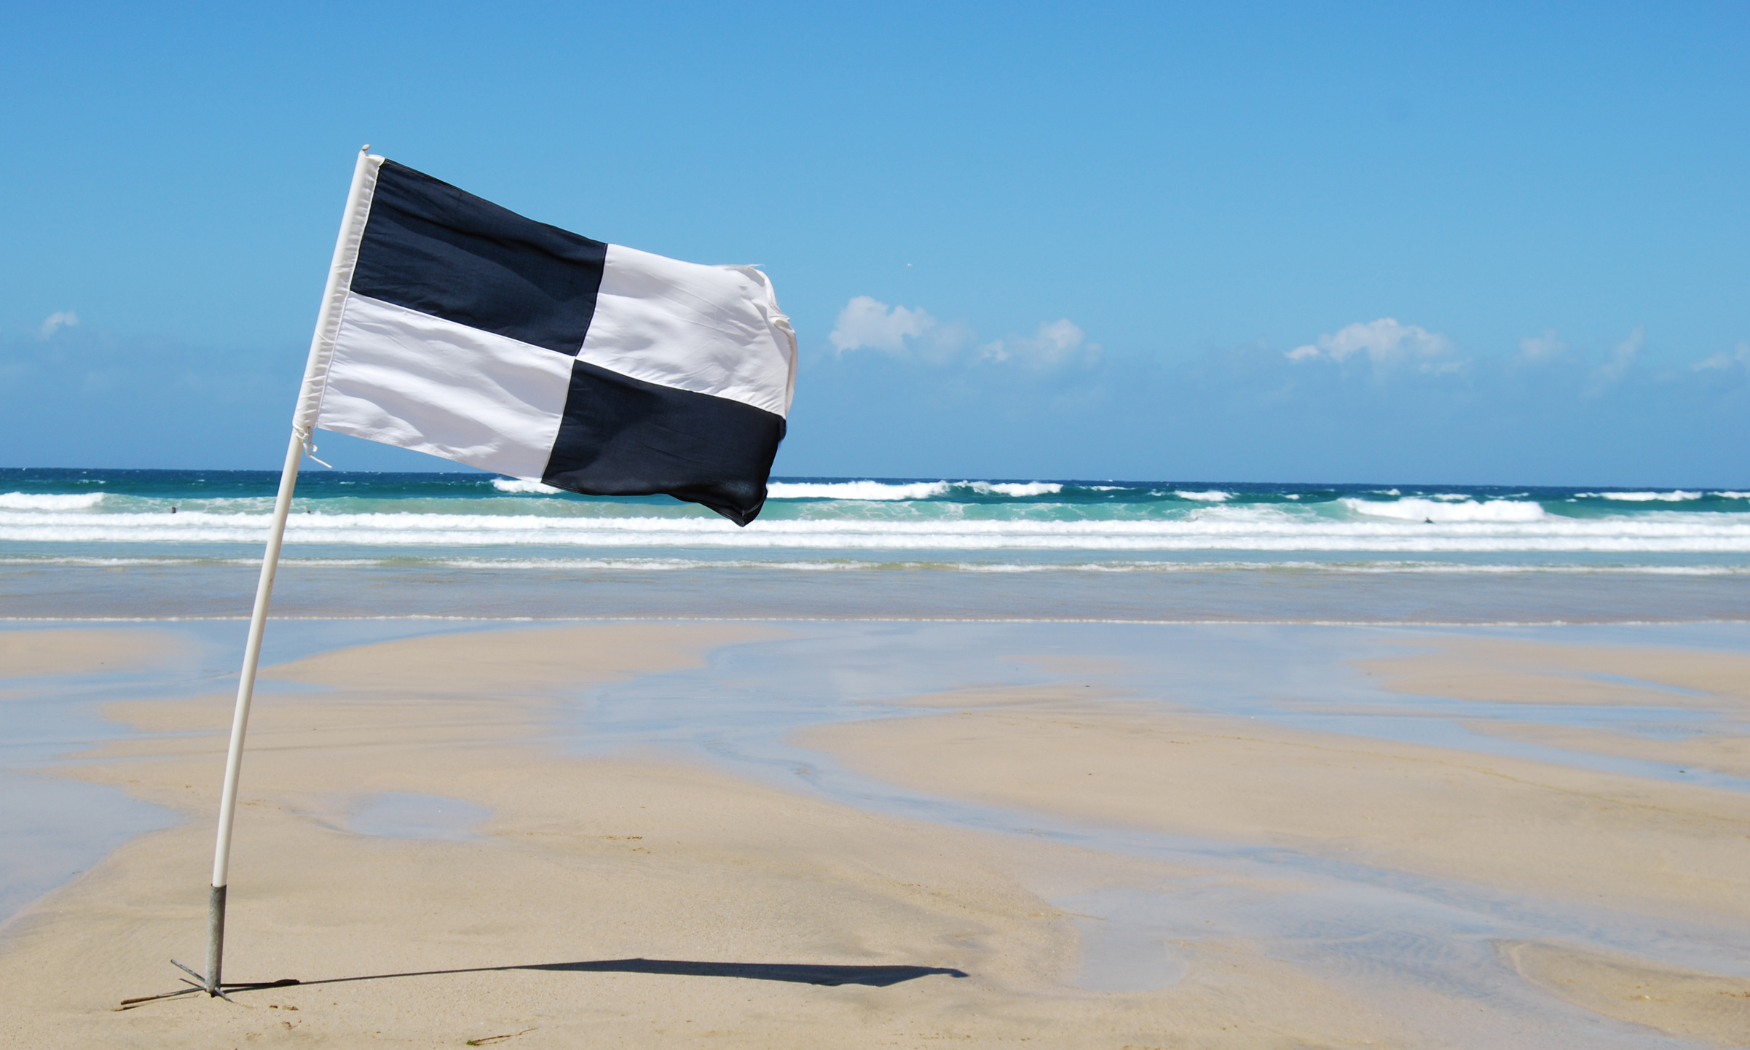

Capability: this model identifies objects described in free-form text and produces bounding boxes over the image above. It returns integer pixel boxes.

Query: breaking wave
[2,505,1747,553]
[4,475,1749,565]
[1579,491,1703,502]
[967,481,1063,497]
[1341,497,1546,523]
[765,480,951,500]
[489,479,562,495]
[0,492,105,511]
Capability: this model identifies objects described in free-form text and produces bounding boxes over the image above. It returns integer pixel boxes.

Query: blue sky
[3,1,1745,484]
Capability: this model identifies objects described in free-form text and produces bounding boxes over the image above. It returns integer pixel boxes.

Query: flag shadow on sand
[121,959,967,1007]
[337,958,969,988]
[518,959,967,986]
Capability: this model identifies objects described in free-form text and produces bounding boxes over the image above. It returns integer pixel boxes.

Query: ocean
[2,468,1747,622]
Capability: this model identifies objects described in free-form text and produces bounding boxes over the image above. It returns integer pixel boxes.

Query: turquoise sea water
[2,468,1747,621]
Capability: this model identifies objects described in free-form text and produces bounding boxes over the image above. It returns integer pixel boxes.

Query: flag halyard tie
[297,425,333,469]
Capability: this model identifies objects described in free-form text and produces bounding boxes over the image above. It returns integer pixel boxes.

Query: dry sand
[2,625,1747,1047]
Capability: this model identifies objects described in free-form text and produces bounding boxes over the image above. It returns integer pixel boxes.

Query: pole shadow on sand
[120,958,968,1008]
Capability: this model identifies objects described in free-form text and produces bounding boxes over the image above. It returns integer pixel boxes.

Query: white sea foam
[489,479,563,495]
[0,492,104,511]
[1174,490,1231,502]
[4,505,1748,553]
[0,555,213,567]
[416,558,1750,575]
[766,480,951,500]
[431,557,870,572]
[965,481,1063,497]
[1342,497,1546,523]
[769,479,1062,500]
[1578,491,1702,502]
[4,553,1742,576]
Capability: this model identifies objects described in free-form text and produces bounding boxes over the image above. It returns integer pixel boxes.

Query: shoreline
[6,557,1748,624]
[7,614,1750,625]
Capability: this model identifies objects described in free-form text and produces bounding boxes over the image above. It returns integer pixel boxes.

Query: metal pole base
[116,965,298,1010]
[116,885,295,1008]
[206,884,226,995]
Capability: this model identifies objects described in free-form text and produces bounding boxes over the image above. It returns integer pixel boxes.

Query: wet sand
[1,623,1748,1047]
[799,689,1750,925]
[1353,636,1750,707]
[0,623,1412,1049]
[798,634,1750,1046]
[0,626,186,678]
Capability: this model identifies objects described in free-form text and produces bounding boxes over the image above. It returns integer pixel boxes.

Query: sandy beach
[1,621,1748,1048]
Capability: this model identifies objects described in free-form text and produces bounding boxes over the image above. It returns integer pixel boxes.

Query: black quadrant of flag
[545,360,785,526]
[352,160,607,356]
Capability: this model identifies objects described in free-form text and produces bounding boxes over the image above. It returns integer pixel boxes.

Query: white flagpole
[202,146,382,997]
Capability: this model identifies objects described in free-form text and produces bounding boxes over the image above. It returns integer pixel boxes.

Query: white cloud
[1286,318,1464,374]
[1517,329,1569,364]
[1694,341,1750,371]
[829,296,937,355]
[38,311,78,338]
[828,297,1091,367]
[1584,326,1643,395]
[981,319,1095,367]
